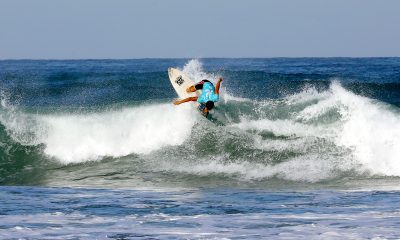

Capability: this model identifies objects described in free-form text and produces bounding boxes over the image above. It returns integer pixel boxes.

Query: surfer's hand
[217,77,223,82]
[173,100,181,105]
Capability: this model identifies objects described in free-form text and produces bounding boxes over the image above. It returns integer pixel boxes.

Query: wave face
[1,58,400,188]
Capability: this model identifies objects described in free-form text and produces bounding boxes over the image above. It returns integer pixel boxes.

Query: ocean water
[1,58,400,239]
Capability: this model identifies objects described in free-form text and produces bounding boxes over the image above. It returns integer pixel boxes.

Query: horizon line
[1,56,400,61]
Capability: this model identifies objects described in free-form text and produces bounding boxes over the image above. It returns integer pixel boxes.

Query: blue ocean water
[1,58,400,239]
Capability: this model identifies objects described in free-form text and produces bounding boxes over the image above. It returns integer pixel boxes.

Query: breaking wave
[1,59,400,186]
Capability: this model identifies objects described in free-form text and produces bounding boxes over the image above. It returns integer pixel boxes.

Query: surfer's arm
[174,97,198,105]
[215,77,223,94]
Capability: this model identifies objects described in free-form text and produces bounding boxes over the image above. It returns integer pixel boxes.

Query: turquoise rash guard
[197,82,219,103]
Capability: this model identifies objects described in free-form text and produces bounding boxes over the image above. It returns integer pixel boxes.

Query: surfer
[174,77,223,117]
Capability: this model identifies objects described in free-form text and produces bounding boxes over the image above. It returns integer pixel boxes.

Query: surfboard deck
[168,68,200,99]
[168,67,210,118]
[168,67,202,106]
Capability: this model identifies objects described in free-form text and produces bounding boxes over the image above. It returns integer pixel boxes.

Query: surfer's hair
[205,101,214,110]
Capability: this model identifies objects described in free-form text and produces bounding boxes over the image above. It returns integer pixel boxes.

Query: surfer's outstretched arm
[215,77,223,94]
[174,97,198,105]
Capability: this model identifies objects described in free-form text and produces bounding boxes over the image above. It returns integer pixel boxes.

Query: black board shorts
[195,80,211,90]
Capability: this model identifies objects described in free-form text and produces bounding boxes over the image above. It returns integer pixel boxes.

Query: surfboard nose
[168,67,177,78]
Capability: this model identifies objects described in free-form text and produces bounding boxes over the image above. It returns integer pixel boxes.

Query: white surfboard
[168,67,201,104]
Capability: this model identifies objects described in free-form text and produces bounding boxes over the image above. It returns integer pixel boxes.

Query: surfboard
[168,67,212,118]
[168,67,201,106]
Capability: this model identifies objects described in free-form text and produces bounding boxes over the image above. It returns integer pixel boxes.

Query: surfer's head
[205,101,214,111]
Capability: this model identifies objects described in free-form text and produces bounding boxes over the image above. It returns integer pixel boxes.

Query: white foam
[159,154,339,183]
[227,81,400,180]
[1,102,197,163]
[331,83,400,176]
[0,92,43,145]
[253,136,315,153]
[231,118,326,138]
[221,90,250,103]
[284,86,329,105]
[43,104,198,163]
[282,82,400,177]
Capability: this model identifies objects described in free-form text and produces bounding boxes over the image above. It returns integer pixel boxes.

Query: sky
[1,0,399,59]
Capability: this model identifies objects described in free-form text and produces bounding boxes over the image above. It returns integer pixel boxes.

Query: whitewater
[1,58,400,239]
[1,59,399,184]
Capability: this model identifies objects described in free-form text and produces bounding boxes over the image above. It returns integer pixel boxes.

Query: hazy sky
[1,0,399,59]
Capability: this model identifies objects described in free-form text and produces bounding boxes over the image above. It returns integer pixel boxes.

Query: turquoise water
[1,58,400,239]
